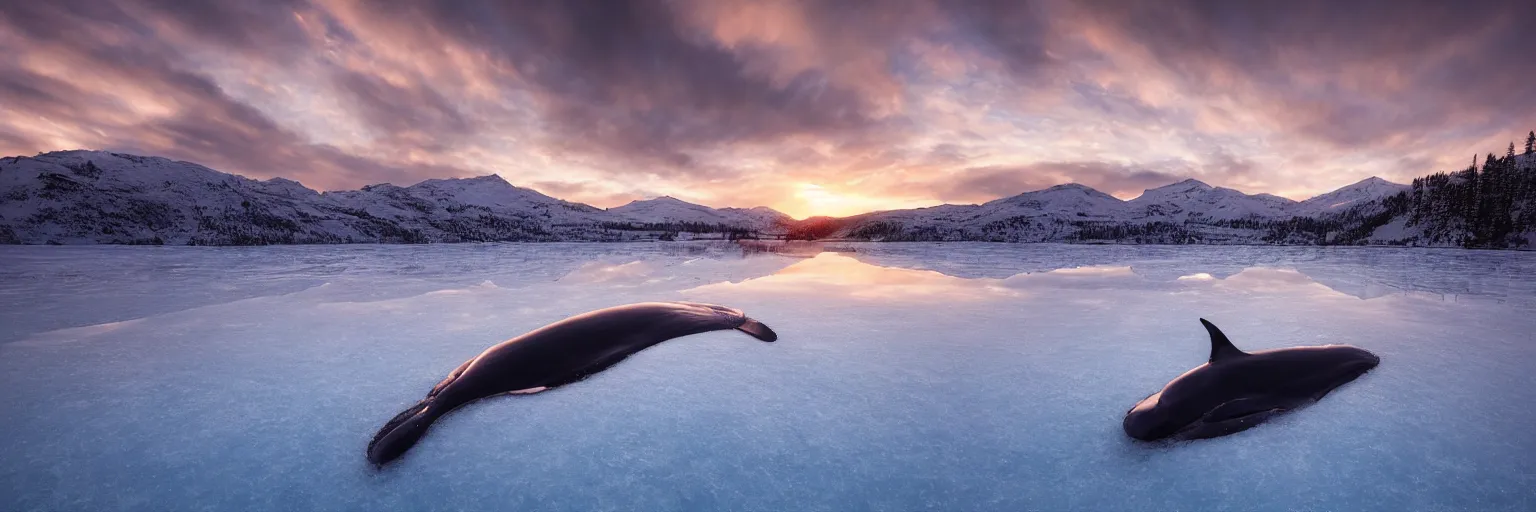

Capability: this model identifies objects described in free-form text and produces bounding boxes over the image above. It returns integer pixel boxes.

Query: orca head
[1305,344,1381,388]
[1320,344,1380,367]
[1123,391,1176,441]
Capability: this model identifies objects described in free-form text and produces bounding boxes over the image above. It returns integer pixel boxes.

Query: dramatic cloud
[1,0,1529,218]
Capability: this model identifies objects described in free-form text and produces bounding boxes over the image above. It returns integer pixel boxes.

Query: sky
[1,0,1531,219]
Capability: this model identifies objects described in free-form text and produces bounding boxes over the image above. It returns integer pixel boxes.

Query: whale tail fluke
[367,399,440,467]
[736,317,778,342]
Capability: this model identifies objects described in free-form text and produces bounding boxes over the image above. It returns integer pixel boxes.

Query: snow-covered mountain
[825,178,1350,243]
[982,183,1128,221]
[1288,177,1410,217]
[1125,179,1295,222]
[608,196,791,232]
[814,165,1536,248]
[0,150,783,244]
[6,148,1525,248]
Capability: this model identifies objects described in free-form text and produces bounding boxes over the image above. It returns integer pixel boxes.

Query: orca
[1123,319,1379,441]
[367,301,777,466]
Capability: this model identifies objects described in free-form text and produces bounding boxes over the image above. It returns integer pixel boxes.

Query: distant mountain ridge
[0,150,787,245]
[800,152,1534,248]
[788,175,1423,244]
[609,196,791,232]
[1,148,1532,248]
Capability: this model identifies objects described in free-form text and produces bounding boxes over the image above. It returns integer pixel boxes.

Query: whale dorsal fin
[1200,318,1248,363]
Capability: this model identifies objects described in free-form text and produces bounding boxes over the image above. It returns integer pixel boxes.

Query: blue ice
[1,243,1533,511]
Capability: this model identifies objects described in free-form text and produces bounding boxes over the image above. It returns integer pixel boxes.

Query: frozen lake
[2,242,1534,511]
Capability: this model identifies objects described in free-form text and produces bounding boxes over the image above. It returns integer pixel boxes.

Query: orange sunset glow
[1,0,1530,218]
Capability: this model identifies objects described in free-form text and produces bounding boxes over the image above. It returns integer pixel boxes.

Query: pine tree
[1509,142,1517,160]
[1465,153,1495,236]
[1526,131,1535,156]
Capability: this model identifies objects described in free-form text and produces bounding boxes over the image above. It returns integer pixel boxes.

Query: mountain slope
[1124,179,1293,222]
[0,150,374,244]
[1289,177,1410,217]
[981,183,1129,221]
[0,150,781,244]
[608,196,790,232]
[826,179,1319,242]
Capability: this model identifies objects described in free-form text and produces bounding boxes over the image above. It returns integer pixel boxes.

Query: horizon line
[2,148,1450,221]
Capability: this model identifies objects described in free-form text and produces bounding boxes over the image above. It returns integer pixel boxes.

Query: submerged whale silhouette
[1123,319,1380,442]
[367,301,777,466]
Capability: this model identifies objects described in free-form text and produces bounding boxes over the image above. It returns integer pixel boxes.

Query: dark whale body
[1123,319,1379,442]
[367,301,777,466]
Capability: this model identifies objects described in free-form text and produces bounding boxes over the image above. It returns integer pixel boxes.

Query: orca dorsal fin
[1200,318,1248,363]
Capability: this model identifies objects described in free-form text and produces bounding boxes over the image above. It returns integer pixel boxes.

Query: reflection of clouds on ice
[1226,267,1324,285]
[688,253,1366,305]
[423,280,500,294]
[687,253,1019,302]
[10,319,145,347]
[559,260,665,286]
[559,256,802,290]
[1212,268,1350,300]
[840,243,1536,304]
[1001,265,1162,291]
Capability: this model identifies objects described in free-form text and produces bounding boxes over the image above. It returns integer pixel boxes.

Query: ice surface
[1,242,1534,511]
